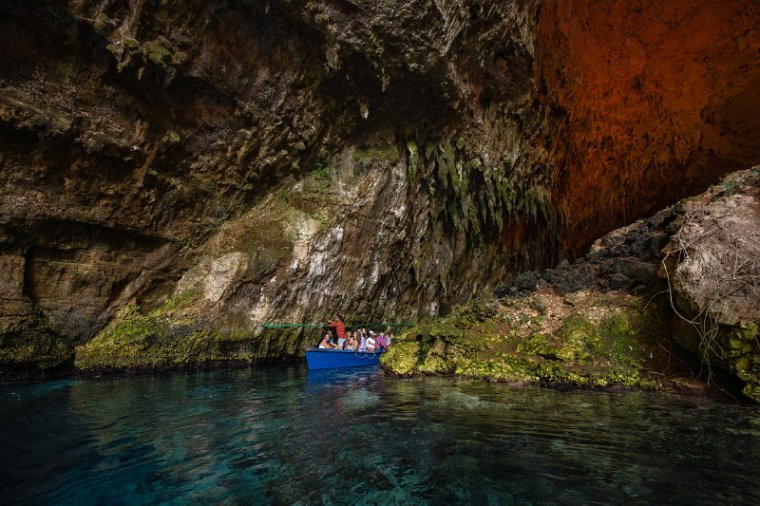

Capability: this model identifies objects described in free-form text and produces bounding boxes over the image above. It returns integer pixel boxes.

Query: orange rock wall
[537,0,760,254]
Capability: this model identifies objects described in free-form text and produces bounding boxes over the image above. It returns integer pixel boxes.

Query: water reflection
[2,366,760,504]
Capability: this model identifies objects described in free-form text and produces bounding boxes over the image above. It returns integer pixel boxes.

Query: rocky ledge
[383,168,760,400]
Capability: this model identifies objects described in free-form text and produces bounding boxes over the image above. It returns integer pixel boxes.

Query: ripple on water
[2,366,760,504]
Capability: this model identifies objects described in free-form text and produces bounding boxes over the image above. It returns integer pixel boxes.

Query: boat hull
[305,348,384,370]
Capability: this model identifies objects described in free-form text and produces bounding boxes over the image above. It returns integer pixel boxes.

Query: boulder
[661,168,760,400]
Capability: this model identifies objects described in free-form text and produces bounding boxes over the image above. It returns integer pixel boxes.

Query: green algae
[73,279,307,371]
[724,322,760,401]
[383,341,434,375]
[147,41,187,67]
[0,334,72,371]
[672,315,760,401]
[404,136,556,252]
[74,292,266,371]
[107,34,187,81]
[406,141,419,178]
[92,13,116,33]
[383,294,669,390]
[352,143,399,164]
[75,324,262,371]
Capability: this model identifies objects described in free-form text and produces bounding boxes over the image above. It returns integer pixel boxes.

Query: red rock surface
[537,0,760,254]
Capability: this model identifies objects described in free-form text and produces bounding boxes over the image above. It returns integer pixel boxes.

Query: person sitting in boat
[365,333,378,352]
[338,331,351,350]
[343,332,359,351]
[375,333,388,351]
[327,314,347,343]
[358,329,368,352]
[318,332,340,349]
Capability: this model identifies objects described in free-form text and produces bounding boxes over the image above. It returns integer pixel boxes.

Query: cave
[0,0,758,386]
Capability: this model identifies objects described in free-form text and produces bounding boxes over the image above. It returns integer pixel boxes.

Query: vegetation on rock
[661,169,760,400]
[383,292,674,390]
[386,169,760,400]
[1,1,759,385]
[74,294,300,371]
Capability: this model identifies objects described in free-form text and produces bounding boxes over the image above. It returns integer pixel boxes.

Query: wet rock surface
[384,218,684,391]
[1,0,548,374]
[1,1,759,376]
[386,169,760,399]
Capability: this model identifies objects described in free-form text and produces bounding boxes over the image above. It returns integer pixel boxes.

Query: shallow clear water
[2,366,760,505]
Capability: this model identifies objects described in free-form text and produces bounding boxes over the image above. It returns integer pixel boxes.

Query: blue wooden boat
[305,348,385,370]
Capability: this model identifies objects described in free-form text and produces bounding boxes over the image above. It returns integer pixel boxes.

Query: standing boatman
[327,314,347,344]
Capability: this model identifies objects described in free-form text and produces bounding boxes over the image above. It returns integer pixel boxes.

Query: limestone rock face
[661,169,760,400]
[384,169,760,399]
[538,0,760,252]
[666,170,760,326]
[1,1,759,373]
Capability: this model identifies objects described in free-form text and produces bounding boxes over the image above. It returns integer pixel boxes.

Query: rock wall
[1,0,759,373]
[661,169,760,400]
[384,169,760,400]
[537,0,760,252]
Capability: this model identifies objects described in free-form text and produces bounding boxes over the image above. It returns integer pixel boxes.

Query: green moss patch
[74,293,274,371]
[0,334,73,371]
[724,322,760,401]
[383,292,673,390]
[352,143,400,164]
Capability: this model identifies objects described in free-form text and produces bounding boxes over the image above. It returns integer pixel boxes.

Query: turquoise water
[2,366,760,505]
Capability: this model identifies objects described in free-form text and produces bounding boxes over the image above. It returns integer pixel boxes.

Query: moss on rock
[382,341,422,375]
[352,143,400,164]
[382,291,673,391]
[0,334,73,372]
[74,294,271,371]
[724,322,760,401]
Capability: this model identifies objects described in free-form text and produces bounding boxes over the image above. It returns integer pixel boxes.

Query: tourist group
[318,315,393,352]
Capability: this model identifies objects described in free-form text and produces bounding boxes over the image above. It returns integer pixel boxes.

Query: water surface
[2,365,760,504]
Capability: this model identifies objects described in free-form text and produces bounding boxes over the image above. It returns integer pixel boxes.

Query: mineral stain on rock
[0,1,759,397]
